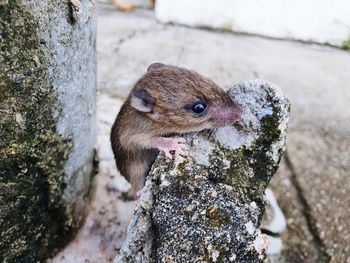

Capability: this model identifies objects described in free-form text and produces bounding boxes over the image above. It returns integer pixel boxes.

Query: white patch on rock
[207,244,220,262]
[222,158,231,169]
[185,204,196,212]
[245,221,255,235]
[15,112,26,130]
[257,106,273,120]
[245,166,255,178]
[211,249,220,262]
[250,201,257,209]
[160,174,171,187]
[188,135,213,166]
[215,126,252,149]
[229,253,237,261]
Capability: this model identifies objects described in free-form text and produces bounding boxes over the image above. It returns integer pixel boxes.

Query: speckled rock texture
[0,1,96,262]
[114,80,290,263]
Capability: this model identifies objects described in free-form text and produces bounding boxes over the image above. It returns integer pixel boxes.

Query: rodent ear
[130,89,156,113]
[147,63,166,72]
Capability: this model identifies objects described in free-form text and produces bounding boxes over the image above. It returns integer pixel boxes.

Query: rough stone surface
[115,81,290,262]
[0,1,96,261]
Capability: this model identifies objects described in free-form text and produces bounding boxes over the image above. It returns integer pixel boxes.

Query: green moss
[0,3,77,262]
[208,147,250,200]
[341,37,350,50]
[221,20,234,32]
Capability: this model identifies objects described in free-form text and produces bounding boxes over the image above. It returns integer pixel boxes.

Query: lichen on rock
[115,80,290,263]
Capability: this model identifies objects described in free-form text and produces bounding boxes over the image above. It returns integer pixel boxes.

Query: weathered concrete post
[115,81,290,262]
[0,1,96,261]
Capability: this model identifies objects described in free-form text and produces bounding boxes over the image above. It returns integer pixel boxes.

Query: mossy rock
[0,1,96,261]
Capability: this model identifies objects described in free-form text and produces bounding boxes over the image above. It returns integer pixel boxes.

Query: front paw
[152,137,188,158]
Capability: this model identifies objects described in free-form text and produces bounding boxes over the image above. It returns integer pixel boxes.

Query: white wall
[156,0,350,47]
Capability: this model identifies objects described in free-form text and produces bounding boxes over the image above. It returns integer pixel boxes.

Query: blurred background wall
[156,0,350,48]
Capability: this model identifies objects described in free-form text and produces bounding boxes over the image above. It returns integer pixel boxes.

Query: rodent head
[129,63,242,134]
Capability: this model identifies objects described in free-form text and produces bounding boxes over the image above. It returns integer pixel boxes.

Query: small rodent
[110,63,242,197]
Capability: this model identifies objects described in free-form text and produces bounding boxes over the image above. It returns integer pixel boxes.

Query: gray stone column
[0,1,96,261]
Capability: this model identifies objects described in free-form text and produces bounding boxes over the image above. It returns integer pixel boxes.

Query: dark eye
[191,101,207,114]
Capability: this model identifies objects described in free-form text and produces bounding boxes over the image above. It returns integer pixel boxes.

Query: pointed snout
[214,105,242,127]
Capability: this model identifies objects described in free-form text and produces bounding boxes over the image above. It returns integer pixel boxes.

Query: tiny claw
[177,146,188,156]
[151,137,188,159]
[164,151,173,159]
[176,137,186,143]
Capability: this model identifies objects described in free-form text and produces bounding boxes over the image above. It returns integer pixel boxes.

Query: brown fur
[111,64,241,196]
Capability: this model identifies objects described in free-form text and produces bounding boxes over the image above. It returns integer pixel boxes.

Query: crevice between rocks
[114,27,167,53]
[284,152,331,263]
